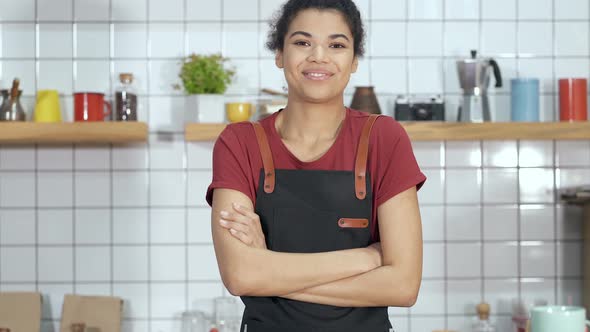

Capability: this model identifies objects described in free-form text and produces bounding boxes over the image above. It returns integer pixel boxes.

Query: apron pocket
[272,207,371,253]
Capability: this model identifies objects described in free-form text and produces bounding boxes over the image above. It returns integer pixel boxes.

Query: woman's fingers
[232,203,260,222]
[219,204,266,249]
[229,228,253,245]
[219,219,250,235]
[220,208,254,227]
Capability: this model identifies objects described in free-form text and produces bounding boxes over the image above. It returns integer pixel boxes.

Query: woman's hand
[218,203,267,249]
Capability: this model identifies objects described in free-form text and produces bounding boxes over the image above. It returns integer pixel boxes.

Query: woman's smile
[302,69,334,81]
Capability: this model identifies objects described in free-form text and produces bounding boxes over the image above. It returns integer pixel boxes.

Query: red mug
[559,78,588,122]
[74,92,111,121]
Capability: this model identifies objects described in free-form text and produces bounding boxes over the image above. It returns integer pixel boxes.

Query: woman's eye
[331,43,346,49]
[294,41,310,46]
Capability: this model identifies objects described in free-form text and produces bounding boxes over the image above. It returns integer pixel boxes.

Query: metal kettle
[456,50,502,122]
[457,50,503,93]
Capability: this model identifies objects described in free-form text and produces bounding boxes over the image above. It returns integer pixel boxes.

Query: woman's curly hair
[266,0,366,57]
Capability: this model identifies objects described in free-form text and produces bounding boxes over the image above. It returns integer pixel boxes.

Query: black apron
[240,114,392,332]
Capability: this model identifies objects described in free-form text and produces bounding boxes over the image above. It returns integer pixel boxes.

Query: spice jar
[114,73,138,121]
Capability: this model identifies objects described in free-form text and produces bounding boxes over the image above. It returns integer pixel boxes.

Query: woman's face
[276,9,358,104]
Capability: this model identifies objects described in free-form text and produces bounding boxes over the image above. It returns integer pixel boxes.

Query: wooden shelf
[0,122,148,144]
[185,121,590,141]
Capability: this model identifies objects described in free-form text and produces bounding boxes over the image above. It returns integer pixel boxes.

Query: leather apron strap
[354,114,381,200]
[251,122,276,193]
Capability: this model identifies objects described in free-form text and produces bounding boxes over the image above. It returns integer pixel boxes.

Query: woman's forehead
[287,8,353,38]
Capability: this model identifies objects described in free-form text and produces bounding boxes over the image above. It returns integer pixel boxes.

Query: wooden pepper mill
[71,323,86,332]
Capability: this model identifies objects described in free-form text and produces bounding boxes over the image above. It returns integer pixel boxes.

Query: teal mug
[531,306,590,332]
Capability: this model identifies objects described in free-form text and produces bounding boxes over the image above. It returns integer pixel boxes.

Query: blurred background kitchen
[0,0,589,331]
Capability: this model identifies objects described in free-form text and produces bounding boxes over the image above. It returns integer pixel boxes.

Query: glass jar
[114,73,138,121]
[181,310,212,332]
[473,302,496,332]
[214,297,241,332]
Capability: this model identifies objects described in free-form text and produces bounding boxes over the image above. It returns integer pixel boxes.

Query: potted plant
[176,53,235,123]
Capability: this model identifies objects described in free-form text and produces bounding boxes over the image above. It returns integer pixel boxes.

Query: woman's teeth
[305,72,331,80]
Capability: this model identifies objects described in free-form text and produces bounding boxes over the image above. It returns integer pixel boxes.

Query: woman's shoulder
[214,121,260,159]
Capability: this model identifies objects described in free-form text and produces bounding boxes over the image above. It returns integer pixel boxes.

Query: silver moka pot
[456,50,502,122]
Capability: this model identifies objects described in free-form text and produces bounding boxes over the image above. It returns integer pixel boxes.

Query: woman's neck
[276,98,347,143]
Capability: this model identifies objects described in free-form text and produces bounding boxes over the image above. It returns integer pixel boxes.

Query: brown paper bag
[60,294,123,332]
[0,292,42,332]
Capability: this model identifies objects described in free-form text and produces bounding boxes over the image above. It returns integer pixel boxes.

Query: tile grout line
[183,0,190,315]
[551,0,557,122]
[72,146,77,294]
[479,140,485,303]
[72,0,78,298]
[3,18,590,24]
[442,2,449,330]
[551,0,559,304]
[146,0,152,330]
[109,0,115,300]
[442,141,448,331]
[33,0,39,296]
[516,139,522,300]
[520,1,521,78]
[553,141,559,302]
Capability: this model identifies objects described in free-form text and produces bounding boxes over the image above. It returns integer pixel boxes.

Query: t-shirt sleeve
[373,117,426,207]
[205,125,256,207]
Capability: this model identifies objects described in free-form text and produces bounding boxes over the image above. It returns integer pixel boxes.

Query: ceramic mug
[226,102,253,123]
[531,306,590,332]
[559,78,588,122]
[34,90,62,122]
[511,78,540,122]
[74,92,111,121]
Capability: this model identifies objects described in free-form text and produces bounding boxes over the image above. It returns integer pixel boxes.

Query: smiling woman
[206,1,427,332]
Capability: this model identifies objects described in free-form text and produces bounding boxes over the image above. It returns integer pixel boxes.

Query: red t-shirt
[206,108,426,240]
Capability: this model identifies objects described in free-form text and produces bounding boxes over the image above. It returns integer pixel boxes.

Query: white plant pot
[185,94,225,123]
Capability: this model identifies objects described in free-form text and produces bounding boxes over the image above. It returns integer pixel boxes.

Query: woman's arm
[280,186,423,307]
[211,188,382,297]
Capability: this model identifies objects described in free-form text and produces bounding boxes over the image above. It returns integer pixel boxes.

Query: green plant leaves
[178,53,235,94]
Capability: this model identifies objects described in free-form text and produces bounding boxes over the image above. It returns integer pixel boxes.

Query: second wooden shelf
[185,121,590,141]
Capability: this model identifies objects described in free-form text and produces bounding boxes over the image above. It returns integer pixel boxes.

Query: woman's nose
[308,45,329,63]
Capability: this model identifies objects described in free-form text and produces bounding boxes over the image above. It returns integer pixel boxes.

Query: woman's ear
[351,56,359,73]
[275,50,284,69]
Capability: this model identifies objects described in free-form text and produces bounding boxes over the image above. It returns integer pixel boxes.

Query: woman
[206,1,426,331]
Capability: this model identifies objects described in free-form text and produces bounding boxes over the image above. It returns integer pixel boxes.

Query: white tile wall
[75,0,110,21]
[75,208,111,244]
[0,0,589,331]
[37,0,72,21]
[0,209,36,244]
[445,0,479,20]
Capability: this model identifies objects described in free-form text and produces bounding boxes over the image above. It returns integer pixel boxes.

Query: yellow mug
[226,102,253,123]
[34,90,62,122]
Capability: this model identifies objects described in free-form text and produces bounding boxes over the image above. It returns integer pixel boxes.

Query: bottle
[114,73,138,121]
[473,302,496,332]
